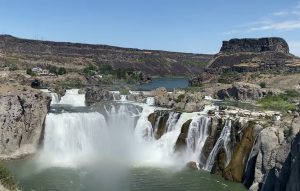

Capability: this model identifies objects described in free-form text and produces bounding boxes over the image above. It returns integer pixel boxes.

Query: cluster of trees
[83,64,140,83]
[47,65,67,75]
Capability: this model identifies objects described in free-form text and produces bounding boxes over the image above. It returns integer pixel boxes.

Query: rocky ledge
[0,85,51,159]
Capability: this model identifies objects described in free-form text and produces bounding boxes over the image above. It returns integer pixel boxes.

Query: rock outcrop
[0,86,51,159]
[85,86,113,106]
[220,38,289,54]
[216,82,283,101]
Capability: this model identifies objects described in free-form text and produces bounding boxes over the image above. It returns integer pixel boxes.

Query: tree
[58,67,67,75]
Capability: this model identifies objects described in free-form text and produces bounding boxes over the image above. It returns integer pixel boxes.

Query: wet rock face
[174,119,192,151]
[0,89,51,159]
[85,86,113,106]
[220,38,289,54]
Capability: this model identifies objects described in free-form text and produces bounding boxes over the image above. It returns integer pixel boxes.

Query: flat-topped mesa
[220,37,289,54]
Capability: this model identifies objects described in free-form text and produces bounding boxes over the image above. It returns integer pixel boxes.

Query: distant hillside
[0,35,213,76]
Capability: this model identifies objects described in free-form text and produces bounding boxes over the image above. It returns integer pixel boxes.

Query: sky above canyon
[0,0,300,56]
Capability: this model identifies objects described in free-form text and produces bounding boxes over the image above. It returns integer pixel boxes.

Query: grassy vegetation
[0,163,18,191]
[189,81,203,87]
[257,90,299,111]
[181,60,207,67]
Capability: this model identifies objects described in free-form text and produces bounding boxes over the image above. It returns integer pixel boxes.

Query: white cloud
[223,2,300,35]
[248,20,300,31]
[289,41,300,56]
[273,11,288,16]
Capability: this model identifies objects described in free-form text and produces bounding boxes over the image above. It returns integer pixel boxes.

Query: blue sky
[0,0,300,55]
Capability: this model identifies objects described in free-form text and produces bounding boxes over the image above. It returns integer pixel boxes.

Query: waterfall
[186,116,210,167]
[166,112,181,132]
[40,112,108,167]
[146,97,155,106]
[59,89,85,106]
[120,95,128,101]
[50,93,60,105]
[204,120,232,171]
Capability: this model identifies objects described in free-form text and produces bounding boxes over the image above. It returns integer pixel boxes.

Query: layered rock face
[220,38,289,54]
[0,86,51,159]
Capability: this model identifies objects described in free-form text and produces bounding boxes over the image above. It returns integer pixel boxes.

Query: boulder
[85,86,113,106]
[186,161,199,170]
[216,82,265,101]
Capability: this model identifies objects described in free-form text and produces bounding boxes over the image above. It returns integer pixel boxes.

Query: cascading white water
[59,89,85,106]
[146,97,155,106]
[166,112,181,132]
[204,120,232,171]
[50,93,60,105]
[40,88,223,170]
[39,112,108,167]
[120,95,128,101]
[186,115,210,167]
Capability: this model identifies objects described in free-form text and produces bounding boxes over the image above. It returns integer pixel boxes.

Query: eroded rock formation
[0,86,51,159]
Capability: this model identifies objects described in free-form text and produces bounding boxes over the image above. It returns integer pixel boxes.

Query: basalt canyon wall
[0,35,213,76]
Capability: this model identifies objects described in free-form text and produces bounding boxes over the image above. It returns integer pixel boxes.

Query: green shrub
[259,82,266,88]
[26,68,36,76]
[47,65,59,75]
[119,88,130,95]
[58,67,67,75]
[83,65,97,76]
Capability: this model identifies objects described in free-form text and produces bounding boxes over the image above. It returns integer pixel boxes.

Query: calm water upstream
[136,78,189,91]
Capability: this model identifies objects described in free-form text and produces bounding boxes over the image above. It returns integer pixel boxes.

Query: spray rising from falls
[204,120,232,171]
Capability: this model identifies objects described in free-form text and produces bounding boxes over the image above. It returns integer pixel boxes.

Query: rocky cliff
[220,38,289,54]
[209,37,299,72]
[0,85,51,159]
[190,37,300,86]
[0,35,213,76]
